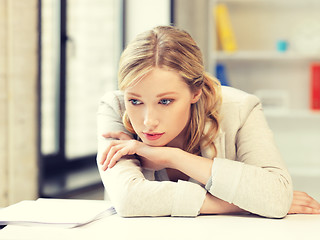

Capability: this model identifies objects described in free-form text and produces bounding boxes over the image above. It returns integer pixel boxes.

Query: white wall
[0,0,39,207]
[266,112,320,201]
[125,0,171,45]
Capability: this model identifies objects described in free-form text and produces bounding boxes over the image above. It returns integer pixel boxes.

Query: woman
[97,26,320,217]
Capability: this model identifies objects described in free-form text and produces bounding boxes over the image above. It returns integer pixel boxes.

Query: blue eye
[129,99,142,105]
[159,99,173,105]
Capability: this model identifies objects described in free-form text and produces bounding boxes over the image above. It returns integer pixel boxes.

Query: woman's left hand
[288,191,320,214]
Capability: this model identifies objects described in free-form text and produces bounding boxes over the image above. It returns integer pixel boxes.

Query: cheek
[170,104,191,127]
[126,107,142,128]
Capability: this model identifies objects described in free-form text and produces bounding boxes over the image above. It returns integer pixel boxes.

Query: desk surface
[1,212,320,240]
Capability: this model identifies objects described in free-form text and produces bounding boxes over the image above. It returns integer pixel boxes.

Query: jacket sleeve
[96,91,206,217]
[205,93,293,218]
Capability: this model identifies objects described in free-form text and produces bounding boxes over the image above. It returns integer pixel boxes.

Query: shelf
[213,51,320,61]
[264,109,320,119]
[209,0,320,185]
[289,166,320,177]
[214,0,319,3]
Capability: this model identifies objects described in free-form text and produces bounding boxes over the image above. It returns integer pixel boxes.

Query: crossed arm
[99,131,320,215]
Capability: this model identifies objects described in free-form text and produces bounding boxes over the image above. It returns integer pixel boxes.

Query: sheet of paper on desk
[0,198,115,228]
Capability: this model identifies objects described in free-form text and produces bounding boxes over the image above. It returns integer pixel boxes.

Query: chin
[141,139,168,147]
[144,142,166,147]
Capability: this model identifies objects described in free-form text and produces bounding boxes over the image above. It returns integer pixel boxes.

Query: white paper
[0,198,114,228]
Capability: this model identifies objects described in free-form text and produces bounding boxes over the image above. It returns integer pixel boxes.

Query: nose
[143,107,159,130]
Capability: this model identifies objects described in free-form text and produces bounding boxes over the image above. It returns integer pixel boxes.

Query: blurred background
[1,0,320,207]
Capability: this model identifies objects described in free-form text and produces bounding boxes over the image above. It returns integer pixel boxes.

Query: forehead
[125,68,190,94]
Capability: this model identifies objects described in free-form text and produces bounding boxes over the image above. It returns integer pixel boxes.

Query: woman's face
[124,67,201,148]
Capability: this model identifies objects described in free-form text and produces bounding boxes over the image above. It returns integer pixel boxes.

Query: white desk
[1,202,320,240]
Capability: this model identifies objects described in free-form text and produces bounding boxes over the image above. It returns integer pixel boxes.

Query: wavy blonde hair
[118,26,222,157]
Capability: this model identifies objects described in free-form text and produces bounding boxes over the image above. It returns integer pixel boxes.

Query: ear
[191,89,202,104]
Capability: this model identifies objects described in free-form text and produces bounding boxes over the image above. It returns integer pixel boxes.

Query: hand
[100,131,142,170]
[288,191,320,214]
[100,131,168,171]
[102,131,133,141]
[100,137,142,171]
[200,193,246,215]
[138,155,167,171]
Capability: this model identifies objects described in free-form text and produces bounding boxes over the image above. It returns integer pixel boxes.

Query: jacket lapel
[214,129,226,159]
[200,122,226,159]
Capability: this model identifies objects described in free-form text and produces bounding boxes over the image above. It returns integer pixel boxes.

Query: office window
[66,0,120,158]
[41,0,122,197]
[41,0,60,155]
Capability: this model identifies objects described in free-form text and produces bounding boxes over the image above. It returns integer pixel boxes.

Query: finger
[292,201,320,213]
[103,144,125,170]
[105,144,124,166]
[293,191,317,200]
[293,191,309,198]
[289,205,320,214]
[102,131,132,140]
[100,140,126,165]
[292,192,320,209]
[100,148,109,165]
[292,197,318,207]
[108,148,129,169]
[295,199,320,210]
[100,142,115,165]
[107,140,138,169]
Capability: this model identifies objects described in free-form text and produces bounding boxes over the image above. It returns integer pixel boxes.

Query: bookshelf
[215,51,320,61]
[208,0,320,190]
[208,0,320,110]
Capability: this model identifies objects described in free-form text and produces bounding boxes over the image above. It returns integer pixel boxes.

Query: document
[0,198,115,228]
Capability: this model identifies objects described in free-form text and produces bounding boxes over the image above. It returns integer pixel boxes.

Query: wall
[174,0,209,69]
[125,0,171,45]
[0,0,39,207]
[0,0,9,207]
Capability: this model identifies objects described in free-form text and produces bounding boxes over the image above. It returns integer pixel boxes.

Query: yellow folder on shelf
[214,4,237,52]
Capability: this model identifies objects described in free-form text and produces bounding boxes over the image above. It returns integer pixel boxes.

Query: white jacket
[96,86,293,218]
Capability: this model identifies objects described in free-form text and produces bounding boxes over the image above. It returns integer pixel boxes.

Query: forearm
[166,148,213,185]
[166,150,246,214]
[200,193,246,215]
[165,149,245,215]
[98,156,207,217]
[100,134,249,216]
[135,146,213,185]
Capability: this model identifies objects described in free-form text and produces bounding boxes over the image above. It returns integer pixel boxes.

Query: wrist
[200,193,246,214]
[135,141,150,157]
[134,144,173,170]
[164,147,182,169]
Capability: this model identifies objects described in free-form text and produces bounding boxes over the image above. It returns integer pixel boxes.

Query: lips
[143,132,164,141]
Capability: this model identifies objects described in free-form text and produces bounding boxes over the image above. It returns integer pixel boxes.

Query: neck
[166,124,188,150]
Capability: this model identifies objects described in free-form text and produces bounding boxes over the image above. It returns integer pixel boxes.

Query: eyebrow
[126,92,178,98]
[156,92,178,97]
[126,92,141,97]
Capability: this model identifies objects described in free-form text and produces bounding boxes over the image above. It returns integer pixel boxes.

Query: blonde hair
[118,26,222,157]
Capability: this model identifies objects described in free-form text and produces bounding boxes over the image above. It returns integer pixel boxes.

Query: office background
[1,0,319,207]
